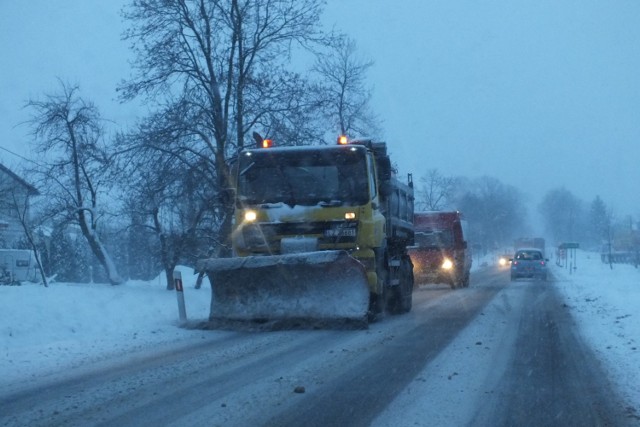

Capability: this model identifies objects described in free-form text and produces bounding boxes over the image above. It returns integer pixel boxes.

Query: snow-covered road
[0,252,640,426]
[1,252,639,425]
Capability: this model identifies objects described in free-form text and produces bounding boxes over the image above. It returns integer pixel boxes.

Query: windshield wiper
[319,200,344,207]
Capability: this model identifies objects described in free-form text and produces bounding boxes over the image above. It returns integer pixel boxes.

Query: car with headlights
[409,211,472,289]
[510,248,548,281]
[498,253,512,268]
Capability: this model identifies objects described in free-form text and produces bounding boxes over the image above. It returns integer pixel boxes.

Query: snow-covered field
[552,252,640,407]
[1,252,639,410]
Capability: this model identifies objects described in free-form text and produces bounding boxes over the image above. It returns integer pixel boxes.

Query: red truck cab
[409,211,472,289]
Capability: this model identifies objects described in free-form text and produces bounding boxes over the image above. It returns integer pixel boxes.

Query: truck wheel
[396,257,413,313]
[449,271,461,289]
[462,272,470,288]
[388,257,414,314]
[385,282,401,314]
[385,256,412,315]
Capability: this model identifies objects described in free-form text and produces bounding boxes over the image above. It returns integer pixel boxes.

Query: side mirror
[379,181,392,197]
[377,157,392,181]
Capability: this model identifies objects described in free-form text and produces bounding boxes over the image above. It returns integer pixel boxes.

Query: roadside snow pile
[0,266,211,388]
[553,251,640,407]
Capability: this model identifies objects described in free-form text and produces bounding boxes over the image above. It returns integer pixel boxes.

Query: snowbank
[552,251,640,407]
[0,266,211,387]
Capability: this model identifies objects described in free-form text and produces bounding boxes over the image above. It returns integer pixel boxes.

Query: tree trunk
[165,265,175,291]
[77,215,123,285]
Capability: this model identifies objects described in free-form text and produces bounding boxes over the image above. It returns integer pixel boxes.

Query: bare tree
[452,176,527,251]
[587,196,610,248]
[604,208,615,270]
[119,0,325,256]
[538,187,584,244]
[416,169,454,211]
[118,141,217,289]
[26,82,123,285]
[312,35,380,137]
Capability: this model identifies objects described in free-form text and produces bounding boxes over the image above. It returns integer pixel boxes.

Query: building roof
[0,163,39,196]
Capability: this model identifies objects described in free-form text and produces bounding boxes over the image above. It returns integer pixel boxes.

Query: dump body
[199,140,415,322]
[409,211,472,288]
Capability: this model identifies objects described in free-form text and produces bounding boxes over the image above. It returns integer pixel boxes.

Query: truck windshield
[237,147,369,206]
[415,229,454,248]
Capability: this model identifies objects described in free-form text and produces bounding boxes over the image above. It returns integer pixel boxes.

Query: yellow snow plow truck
[198,135,415,323]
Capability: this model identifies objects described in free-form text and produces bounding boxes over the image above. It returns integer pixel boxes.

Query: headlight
[442,258,454,270]
[244,210,257,222]
[499,257,507,266]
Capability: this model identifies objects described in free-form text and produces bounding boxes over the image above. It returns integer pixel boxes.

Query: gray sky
[2,1,640,217]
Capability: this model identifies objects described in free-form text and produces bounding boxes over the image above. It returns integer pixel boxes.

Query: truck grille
[249,221,358,245]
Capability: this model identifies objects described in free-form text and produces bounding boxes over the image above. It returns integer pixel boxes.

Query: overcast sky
[2,1,640,218]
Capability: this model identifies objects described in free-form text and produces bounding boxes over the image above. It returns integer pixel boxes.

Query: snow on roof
[0,163,39,196]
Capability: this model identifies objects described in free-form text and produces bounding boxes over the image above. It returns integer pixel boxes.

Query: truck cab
[409,211,472,288]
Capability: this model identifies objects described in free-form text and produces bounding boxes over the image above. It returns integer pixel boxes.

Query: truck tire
[385,256,413,315]
[449,270,461,290]
[399,257,414,312]
[462,272,470,288]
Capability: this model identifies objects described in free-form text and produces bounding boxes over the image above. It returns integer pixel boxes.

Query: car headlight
[442,258,454,270]
[499,257,507,266]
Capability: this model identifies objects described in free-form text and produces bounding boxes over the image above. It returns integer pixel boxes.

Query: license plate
[325,228,356,237]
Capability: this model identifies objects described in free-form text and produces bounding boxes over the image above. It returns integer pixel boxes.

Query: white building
[0,163,39,248]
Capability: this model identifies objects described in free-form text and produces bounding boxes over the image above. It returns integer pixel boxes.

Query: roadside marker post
[559,242,579,274]
[174,270,187,323]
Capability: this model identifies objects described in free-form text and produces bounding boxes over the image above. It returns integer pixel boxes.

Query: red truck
[409,211,472,289]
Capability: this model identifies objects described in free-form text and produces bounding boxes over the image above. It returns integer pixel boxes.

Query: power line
[0,145,39,165]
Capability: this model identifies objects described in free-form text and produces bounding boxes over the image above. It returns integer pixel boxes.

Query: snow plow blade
[198,250,370,322]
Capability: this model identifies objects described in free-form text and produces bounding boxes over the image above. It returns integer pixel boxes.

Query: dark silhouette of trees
[587,195,610,249]
[538,187,584,244]
[451,176,527,251]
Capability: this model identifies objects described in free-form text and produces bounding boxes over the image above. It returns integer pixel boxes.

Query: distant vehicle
[514,237,546,256]
[498,254,512,268]
[510,248,548,281]
[0,249,38,285]
[409,211,472,289]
